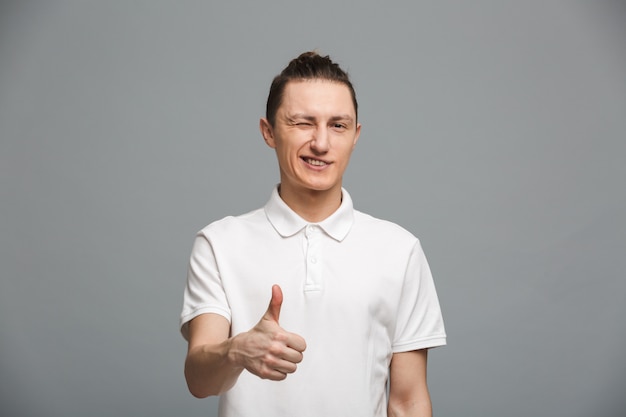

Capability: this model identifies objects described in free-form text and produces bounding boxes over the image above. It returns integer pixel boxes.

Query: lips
[302,157,330,167]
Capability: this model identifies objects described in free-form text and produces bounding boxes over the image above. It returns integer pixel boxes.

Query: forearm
[184,337,244,398]
[387,397,432,417]
[388,349,432,417]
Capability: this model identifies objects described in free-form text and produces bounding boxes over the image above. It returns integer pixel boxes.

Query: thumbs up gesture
[232,285,307,381]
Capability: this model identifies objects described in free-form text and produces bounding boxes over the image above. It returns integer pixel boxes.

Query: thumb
[264,284,283,323]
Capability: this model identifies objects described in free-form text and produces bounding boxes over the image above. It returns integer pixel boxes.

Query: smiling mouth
[302,157,330,166]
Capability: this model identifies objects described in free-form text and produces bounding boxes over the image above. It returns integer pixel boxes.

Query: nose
[310,126,330,154]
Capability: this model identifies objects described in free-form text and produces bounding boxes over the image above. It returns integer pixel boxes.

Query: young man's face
[260,79,361,198]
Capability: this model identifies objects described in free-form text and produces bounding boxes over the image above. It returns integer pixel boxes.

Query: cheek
[339,144,355,162]
[276,145,299,168]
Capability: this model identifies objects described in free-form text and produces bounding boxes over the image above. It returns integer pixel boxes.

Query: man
[180,51,446,417]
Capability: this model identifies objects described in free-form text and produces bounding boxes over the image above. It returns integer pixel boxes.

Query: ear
[259,118,276,149]
[352,122,362,149]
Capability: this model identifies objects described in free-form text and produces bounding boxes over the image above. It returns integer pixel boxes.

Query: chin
[288,175,342,193]
[305,183,339,193]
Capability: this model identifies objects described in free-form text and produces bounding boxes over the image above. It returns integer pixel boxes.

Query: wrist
[226,333,246,371]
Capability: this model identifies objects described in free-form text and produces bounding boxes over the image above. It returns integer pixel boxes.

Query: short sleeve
[392,240,447,352]
[179,231,231,341]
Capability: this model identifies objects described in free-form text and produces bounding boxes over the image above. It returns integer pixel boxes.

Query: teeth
[305,158,327,166]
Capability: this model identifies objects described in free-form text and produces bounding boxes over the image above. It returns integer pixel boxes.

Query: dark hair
[265,51,358,126]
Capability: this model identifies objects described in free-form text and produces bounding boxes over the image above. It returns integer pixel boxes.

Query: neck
[278,183,343,223]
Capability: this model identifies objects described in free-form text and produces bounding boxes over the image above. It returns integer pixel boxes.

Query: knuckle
[268,344,284,356]
[263,353,276,366]
[258,365,273,379]
[273,332,287,343]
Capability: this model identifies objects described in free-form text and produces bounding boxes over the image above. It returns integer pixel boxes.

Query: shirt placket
[304,224,322,292]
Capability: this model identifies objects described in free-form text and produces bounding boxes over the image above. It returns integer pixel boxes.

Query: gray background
[1,1,625,416]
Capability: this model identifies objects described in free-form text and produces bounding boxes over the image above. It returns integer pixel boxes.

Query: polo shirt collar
[264,186,354,241]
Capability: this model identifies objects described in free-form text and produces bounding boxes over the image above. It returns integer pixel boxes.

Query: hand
[232,285,307,381]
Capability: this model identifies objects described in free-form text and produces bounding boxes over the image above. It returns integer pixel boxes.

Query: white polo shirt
[180,187,446,417]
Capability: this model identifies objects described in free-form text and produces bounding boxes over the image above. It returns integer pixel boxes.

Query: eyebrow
[286,113,316,123]
[329,115,355,124]
[286,113,355,124]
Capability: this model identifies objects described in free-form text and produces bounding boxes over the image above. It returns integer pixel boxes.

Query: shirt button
[310,257,317,264]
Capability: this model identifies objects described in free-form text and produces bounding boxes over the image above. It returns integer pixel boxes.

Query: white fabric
[180,187,446,417]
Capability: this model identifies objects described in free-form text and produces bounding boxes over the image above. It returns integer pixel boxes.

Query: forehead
[279,80,355,118]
